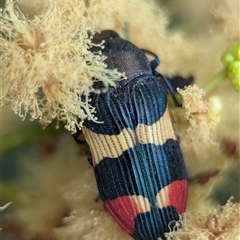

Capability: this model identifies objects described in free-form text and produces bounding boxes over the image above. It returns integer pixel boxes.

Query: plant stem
[201,69,227,94]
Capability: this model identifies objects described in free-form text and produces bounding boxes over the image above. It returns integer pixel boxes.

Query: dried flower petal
[0,0,124,132]
[165,197,240,240]
[177,85,220,145]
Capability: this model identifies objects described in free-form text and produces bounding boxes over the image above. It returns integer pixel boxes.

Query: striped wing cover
[83,76,188,240]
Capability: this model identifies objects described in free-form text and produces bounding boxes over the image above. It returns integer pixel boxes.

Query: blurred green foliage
[0,0,5,9]
[1,120,65,153]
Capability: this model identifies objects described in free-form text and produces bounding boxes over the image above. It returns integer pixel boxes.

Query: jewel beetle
[74,30,188,240]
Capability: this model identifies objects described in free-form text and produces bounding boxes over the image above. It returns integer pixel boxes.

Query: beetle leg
[176,134,180,142]
[167,75,194,90]
[72,127,84,143]
[87,153,93,166]
[95,194,102,202]
[141,49,182,107]
[157,73,182,107]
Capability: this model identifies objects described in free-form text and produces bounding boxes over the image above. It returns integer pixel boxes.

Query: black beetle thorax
[103,38,152,80]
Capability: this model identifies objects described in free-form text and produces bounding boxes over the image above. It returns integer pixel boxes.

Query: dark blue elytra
[74,30,188,240]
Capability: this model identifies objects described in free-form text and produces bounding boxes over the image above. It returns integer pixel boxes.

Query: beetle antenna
[141,49,160,69]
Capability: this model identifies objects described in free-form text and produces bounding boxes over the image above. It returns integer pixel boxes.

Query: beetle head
[91,30,152,85]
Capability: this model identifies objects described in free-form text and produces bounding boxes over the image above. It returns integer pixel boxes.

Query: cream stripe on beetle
[82,108,176,165]
[135,107,176,144]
